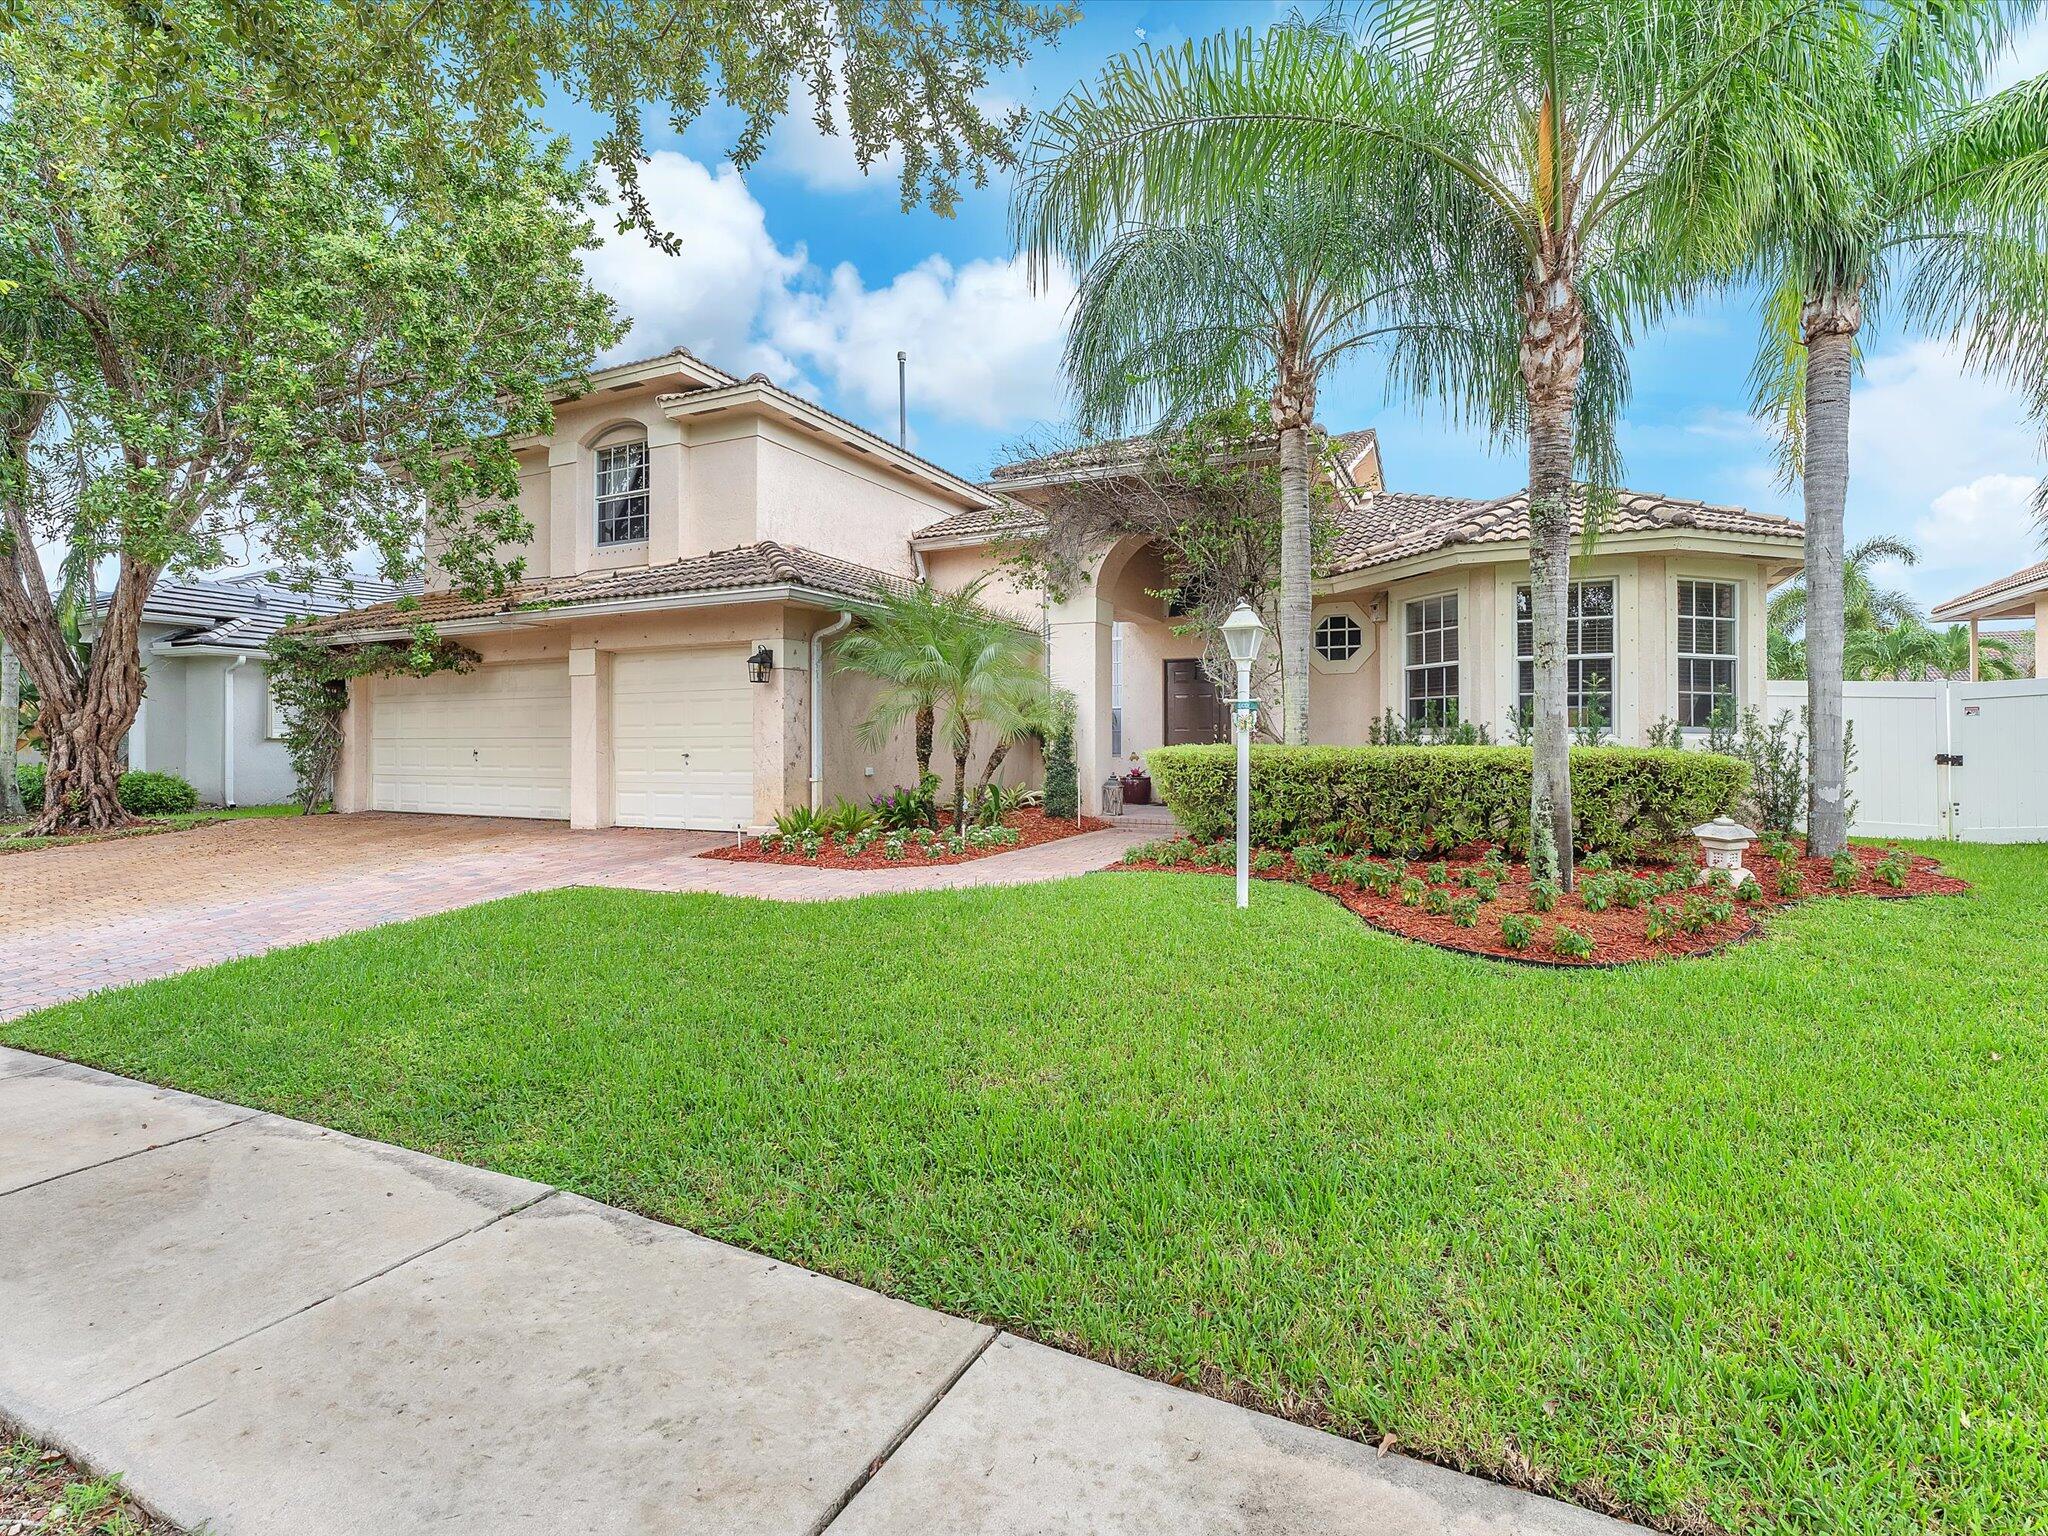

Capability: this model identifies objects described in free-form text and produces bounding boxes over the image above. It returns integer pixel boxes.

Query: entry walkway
[0,813,1159,1020]
[0,1051,1636,1535]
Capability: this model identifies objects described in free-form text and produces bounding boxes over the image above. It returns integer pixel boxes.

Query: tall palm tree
[1766,534,1923,639]
[1016,7,1804,886]
[1057,183,1445,745]
[1744,10,2045,853]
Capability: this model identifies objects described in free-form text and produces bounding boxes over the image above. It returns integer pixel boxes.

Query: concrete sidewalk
[0,1051,1636,1535]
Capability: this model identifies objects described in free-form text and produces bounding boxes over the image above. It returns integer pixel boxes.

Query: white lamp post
[1219,601,1268,909]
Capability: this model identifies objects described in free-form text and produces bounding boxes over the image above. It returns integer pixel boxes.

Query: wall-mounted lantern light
[747,644,775,684]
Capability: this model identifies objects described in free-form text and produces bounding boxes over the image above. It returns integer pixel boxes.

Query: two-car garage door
[368,649,754,828]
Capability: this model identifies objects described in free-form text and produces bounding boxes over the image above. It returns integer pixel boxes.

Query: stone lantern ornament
[1693,816,1758,887]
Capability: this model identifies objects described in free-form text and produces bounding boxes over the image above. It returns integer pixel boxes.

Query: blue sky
[550,1,2048,617]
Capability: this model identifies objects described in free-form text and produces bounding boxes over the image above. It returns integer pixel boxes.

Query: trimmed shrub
[1042,694,1079,820]
[117,771,200,815]
[12,765,198,818]
[1146,744,1748,860]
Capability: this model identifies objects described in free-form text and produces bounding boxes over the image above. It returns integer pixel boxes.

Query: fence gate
[1762,679,2047,843]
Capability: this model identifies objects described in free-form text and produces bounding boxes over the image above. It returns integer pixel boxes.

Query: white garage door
[370,661,570,818]
[612,647,755,829]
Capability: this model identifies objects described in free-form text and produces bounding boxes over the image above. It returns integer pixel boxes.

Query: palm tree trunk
[1275,417,1314,746]
[952,737,972,834]
[974,738,1012,800]
[1801,288,1859,859]
[916,704,935,782]
[1520,252,1585,889]
[0,639,22,821]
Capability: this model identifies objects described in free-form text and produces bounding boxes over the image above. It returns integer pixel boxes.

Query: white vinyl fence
[1765,679,2048,842]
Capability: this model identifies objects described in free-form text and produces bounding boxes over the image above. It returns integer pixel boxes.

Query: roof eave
[302,581,887,646]
[1319,526,1806,590]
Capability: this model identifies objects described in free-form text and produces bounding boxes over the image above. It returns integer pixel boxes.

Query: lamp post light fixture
[1219,601,1268,909]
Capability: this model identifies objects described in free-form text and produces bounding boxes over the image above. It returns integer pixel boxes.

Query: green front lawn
[1,802,304,853]
[8,843,2045,1534]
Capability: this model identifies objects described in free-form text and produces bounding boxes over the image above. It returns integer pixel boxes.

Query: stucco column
[333,675,372,813]
[749,618,809,829]
[647,420,685,568]
[547,440,579,579]
[568,646,613,829]
[2036,596,2047,678]
[1048,590,1114,815]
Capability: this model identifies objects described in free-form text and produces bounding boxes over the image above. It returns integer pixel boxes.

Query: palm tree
[1056,183,1443,745]
[1925,622,2021,680]
[836,577,1050,832]
[1767,628,1806,680]
[1016,8,1807,886]
[1767,534,1923,639]
[1844,621,1940,680]
[1743,11,2045,853]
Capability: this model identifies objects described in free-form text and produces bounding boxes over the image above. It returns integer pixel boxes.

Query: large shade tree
[1044,182,1452,744]
[1015,6,1805,885]
[0,1,622,832]
[1744,8,2046,854]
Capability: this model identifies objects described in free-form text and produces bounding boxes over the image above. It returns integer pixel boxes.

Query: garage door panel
[370,662,570,819]
[612,648,755,830]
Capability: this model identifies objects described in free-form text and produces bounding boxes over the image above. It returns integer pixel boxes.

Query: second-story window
[595,436,649,547]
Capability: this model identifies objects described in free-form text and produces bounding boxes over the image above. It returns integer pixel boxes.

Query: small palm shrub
[872,774,939,831]
[819,798,876,838]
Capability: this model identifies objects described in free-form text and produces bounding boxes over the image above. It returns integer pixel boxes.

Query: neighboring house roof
[1931,559,2048,622]
[1326,487,1804,575]
[117,572,413,654]
[298,541,912,643]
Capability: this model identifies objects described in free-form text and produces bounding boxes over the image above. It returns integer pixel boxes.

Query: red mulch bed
[703,806,1111,870]
[1119,840,1968,967]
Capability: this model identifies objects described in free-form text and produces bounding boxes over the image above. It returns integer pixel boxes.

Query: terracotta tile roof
[295,542,912,642]
[1327,487,1802,574]
[912,496,1046,543]
[1931,558,2048,620]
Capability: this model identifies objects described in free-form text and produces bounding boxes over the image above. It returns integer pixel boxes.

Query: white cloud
[579,153,805,369]
[1916,474,2040,569]
[767,254,1074,433]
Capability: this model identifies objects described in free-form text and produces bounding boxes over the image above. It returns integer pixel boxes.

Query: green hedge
[1146,744,1749,860]
[14,765,198,818]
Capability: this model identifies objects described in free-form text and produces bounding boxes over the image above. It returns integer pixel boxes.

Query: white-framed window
[1676,578,1739,727]
[1403,593,1460,724]
[1110,622,1125,758]
[594,436,649,547]
[265,674,288,739]
[1516,578,1616,732]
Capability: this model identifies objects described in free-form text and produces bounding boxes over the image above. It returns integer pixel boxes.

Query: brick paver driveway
[0,812,1155,1019]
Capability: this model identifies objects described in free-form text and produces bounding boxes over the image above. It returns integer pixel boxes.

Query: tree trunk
[974,738,1012,801]
[915,704,935,782]
[1519,248,1586,889]
[1801,288,1859,858]
[952,737,972,834]
[1271,342,1317,746]
[3,566,152,836]
[0,639,22,821]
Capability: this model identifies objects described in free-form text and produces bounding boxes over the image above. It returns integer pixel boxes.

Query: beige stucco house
[307,348,1803,827]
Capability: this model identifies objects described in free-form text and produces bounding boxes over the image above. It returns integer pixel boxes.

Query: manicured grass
[8,842,2046,1534]
[0,802,303,852]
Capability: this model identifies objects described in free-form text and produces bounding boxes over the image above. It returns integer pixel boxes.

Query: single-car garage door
[612,646,755,829]
[370,661,570,818]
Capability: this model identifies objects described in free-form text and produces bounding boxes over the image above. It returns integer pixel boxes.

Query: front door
[1163,659,1228,746]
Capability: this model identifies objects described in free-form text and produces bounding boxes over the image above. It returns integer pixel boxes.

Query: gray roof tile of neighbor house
[116,572,413,653]
[299,541,912,641]
[1327,487,1803,574]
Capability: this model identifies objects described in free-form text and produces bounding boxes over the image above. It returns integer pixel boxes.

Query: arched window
[593,427,649,546]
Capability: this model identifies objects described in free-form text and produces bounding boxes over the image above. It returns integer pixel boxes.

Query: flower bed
[706,806,1111,869]
[1115,834,1967,966]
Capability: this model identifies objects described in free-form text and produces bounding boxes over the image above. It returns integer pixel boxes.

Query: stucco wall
[919,545,1045,625]
[132,649,296,806]
[755,420,953,579]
